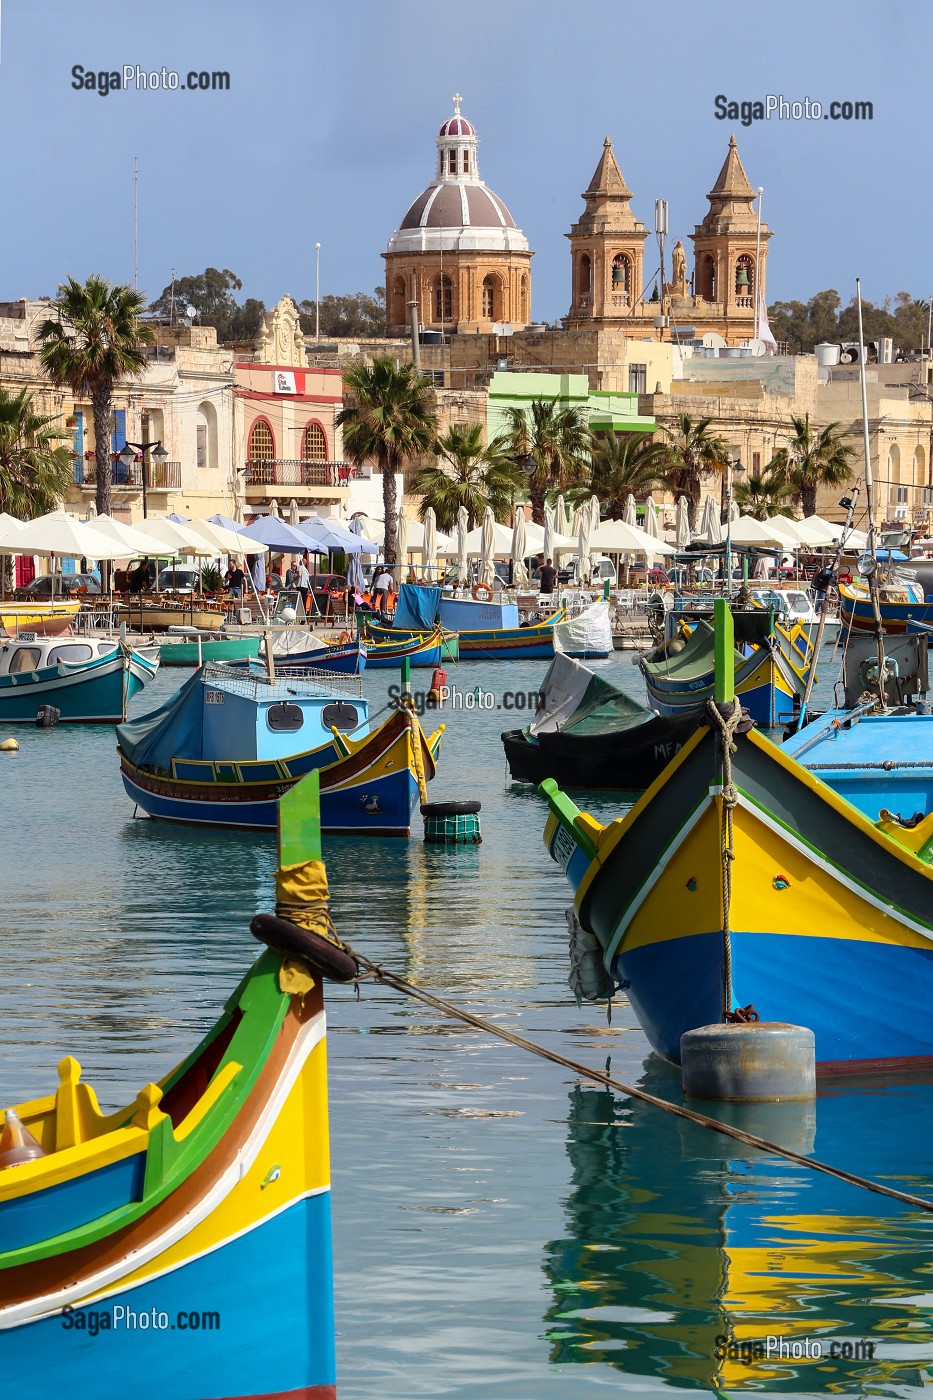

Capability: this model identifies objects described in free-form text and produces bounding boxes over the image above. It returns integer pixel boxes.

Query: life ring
[250,912,359,983]
[337,631,351,645]
[472,583,494,602]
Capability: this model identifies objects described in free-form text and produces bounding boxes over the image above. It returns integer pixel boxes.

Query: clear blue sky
[2,0,930,323]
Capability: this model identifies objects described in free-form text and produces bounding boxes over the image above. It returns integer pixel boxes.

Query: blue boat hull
[612,929,933,1072]
[0,1192,336,1400]
[0,651,154,723]
[276,642,367,675]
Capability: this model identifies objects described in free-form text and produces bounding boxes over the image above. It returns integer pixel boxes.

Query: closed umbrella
[542,512,554,573]
[698,494,721,546]
[511,508,528,587]
[675,496,691,550]
[423,507,438,583]
[396,512,409,584]
[577,499,593,584]
[456,505,469,584]
[347,515,366,592]
[289,498,300,527]
[643,495,660,539]
[623,494,637,528]
[554,494,570,539]
[478,506,496,588]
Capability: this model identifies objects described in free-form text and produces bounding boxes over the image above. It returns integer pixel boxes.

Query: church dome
[386,95,529,256]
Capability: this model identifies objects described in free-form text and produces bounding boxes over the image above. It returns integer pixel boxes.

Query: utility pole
[133,156,139,290]
[315,243,321,341]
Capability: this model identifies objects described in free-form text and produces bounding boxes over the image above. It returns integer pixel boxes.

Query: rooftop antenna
[133,156,139,290]
[753,187,764,339]
[655,199,668,344]
[169,268,176,326]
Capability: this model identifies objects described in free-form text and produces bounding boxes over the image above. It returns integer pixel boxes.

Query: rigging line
[344,948,933,1215]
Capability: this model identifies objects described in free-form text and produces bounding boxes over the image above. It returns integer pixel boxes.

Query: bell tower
[691,135,770,331]
[566,137,647,324]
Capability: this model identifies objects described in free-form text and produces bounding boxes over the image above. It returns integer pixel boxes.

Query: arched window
[302,422,328,461]
[611,254,631,296]
[520,274,529,323]
[735,255,755,300]
[390,275,406,325]
[447,149,457,175]
[196,400,218,470]
[700,254,716,300]
[482,275,496,320]
[434,275,452,322]
[579,254,592,298]
[248,419,275,461]
[463,149,470,175]
[888,444,901,506]
[914,445,926,485]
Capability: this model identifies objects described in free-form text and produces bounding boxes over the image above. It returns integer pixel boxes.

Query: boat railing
[203,662,363,700]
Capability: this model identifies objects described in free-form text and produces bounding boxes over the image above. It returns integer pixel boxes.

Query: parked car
[156,565,201,595]
[14,572,102,600]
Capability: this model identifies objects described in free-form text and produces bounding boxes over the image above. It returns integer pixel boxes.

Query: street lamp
[314,243,321,341]
[119,440,169,518]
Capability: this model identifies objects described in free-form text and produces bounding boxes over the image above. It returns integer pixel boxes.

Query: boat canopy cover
[529,653,653,736]
[393,584,440,630]
[642,619,745,683]
[553,600,613,656]
[116,669,204,770]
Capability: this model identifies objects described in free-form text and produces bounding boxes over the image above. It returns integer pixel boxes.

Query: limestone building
[383,95,533,336]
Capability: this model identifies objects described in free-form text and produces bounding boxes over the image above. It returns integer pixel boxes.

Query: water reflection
[543,1061,933,1394]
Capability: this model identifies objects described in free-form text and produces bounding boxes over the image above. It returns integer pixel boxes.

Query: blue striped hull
[122,762,420,836]
[0,1192,335,1400]
[0,657,150,723]
[613,929,933,1071]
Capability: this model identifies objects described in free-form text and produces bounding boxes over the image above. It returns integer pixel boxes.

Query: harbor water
[2,646,932,1396]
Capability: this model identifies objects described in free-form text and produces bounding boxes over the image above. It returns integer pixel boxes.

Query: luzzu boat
[117,663,443,835]
[271,638,368,676]
[362,619,458,663]
[0,634,159,723]
[157,633,262,667]
[368,585,560,661]
[839,577,933,634]
[639,612,812,727]
[363,626,445,669]
[0,599,81,636]
[542,604,933,1072]
[0,770,352,1399]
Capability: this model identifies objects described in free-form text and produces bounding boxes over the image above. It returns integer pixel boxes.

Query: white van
[566,554,617,586]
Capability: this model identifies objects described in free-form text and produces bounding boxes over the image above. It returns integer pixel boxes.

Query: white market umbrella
[577,499,594,584]
[675,496,691,550]
[525,519,575,554]
[347,515,366,591]
[90,513,167,555]
[289,498,300,527]
[698,495,722,546]
[729,514,790,547]
[0,510,133,560]
[554,494,570,538]
[542,512,555,569]
[133,515,216,557]
[623,494,637,528]
[590,518,675,556]
[511,508,529,587]
[589,494,601,533]
[477,506,496,587]
[763,515,828,549]
[186,518,269,556]
[396,512,409,580]
[642,496,660,541]
[456,505,469,583]
[422,507,438,582]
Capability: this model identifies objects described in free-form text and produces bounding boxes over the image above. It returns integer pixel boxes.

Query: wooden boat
[0,600,81,636]
[117,663,443,835]
[270,638,368,676]
[362,619,458,662]
[542,605,933,1071]
[839,578,933,634]
[157,633,262,667]
[639,613,812,727]
[372,585,560,660]
[501,653,697,792]
[0,770,348,1399]
[113,601,226,634]
[0,635,158,722]
[364,626,445,669]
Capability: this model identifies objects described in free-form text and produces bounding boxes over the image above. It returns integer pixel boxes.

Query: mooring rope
[344,946,933,1214]
[705,699,743,1019]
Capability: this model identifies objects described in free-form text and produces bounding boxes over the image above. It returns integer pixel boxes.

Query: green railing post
[402,654,411,701]
[714,598,735,704]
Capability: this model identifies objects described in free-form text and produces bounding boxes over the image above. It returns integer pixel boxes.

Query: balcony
[73,458,182,491]
[244,459,359,493]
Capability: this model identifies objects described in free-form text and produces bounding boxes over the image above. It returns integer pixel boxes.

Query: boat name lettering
[552,824,577,871]
[16,632,37,642]
[61,1304,222,1335]
[712,1333,875,1364]
[205,689,225,705]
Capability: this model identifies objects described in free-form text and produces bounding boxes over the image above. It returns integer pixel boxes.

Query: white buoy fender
[681,1021,815,1102]
[0,738,19,752]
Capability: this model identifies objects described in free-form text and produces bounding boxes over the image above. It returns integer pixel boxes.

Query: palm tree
[772,414,855,518]
[498,400,591,524]
[38,276,154,518]
[566,431,665,518]
[0,387,75,591]
[734,464,796,520]
[412,423,521,531]
[337,356,437,563]
[653,413,729,530]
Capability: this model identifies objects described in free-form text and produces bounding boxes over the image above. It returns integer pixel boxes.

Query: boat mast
[855,278,888,705]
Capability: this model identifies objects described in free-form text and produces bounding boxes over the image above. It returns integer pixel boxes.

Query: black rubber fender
[250,912,359,982]
[420,800,482,816]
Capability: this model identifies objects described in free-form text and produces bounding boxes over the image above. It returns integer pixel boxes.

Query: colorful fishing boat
[113,601,226,634]
[269,637,368,676]
[839,578,933,634]
[364,626,444,669]
[501,653,697,792]
[368,585,560,661]
[542,607,933,1072]
[0,599,81,636]
[0,769,351,1400]
[0,635,158,723]
[362,619,458,662]
[117,663,443,835]
[157,633,263,667]
[639,612,812,727]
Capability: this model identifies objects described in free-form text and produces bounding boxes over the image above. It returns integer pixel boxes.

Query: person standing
[372,564,394,617]
[297,554,312,614]
[225,559,246,599]
[538,558,557,596]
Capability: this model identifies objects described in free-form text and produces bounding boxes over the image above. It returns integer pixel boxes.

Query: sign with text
[273,370,297,394]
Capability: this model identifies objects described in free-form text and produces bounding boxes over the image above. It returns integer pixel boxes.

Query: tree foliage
[497,401,591,525]
[733,464,796,520]
[298,288,386,339]
[0,387,74,519]
[413,423,520,531]
[337,356,437,563]
[769,289,930,355]
[770,414,856,518]
[39,275,154,518]
[566,432,666,518]
[653,413,729,530]
[148,268,265,342]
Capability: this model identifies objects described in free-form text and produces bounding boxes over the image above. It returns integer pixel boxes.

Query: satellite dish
[185,305,197,320]
[701,332,727,348]
[744,339,767,357]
